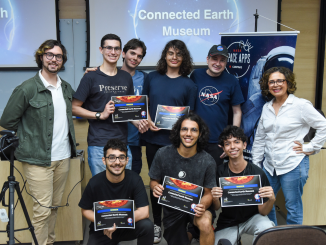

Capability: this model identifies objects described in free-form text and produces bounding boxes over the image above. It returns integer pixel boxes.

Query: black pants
[146,142,164,227]
[205,143,226,168]
[130,145,142,174]
[87,219,154,245]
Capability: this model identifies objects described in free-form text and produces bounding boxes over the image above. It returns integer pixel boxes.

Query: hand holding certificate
[158,176,203,215]
[112,95,148,122]
[219,175,263,207]
[94,200,135,231]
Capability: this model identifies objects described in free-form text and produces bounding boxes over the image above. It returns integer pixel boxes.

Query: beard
[180,137,198,149]
[106,163,126,177]
[42,60,62,74]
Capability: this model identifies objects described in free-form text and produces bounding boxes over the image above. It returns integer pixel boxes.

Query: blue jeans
[263,156,309,225]
[88,145,132,176]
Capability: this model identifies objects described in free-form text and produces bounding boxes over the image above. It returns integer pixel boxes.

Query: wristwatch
[95,112,101,120]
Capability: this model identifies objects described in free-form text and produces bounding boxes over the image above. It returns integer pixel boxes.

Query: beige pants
[22,158,70,245]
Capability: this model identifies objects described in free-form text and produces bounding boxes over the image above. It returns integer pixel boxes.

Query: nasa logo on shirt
[199,86,223,106]
[178,171,186,178]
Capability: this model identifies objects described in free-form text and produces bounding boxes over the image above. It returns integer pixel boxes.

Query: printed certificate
[219,175,263,207]
[154,105,190,130]
[112,95,148,122]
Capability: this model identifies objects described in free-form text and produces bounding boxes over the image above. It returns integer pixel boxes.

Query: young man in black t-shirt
[72,34,148,176]
[79,139,153,245]
[212,126,275,245]
[149,112,216,245]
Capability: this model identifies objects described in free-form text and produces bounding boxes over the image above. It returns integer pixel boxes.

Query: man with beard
[0,40,76,245]
[79,139,154,245]
[149,112,216,245]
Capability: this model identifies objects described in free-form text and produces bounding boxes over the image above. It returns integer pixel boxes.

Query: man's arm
[72,98,114,120]
[194,187,212,217]
[257,186,276,216]
[131,120,149,133]
[150,178,163,198]
[134,205,149,222]
[232,104,242,127]
[211,187,223,210]
[81,208,94,222]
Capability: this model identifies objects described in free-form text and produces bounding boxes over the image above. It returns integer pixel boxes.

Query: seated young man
[78,139,153,245]
[149,112,216,245]
[212,126,275,245]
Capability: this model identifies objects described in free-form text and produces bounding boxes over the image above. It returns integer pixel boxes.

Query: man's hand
[258,186,275,201]
[103,223,117,239]
[194,203,205,217]
[211,187,223,200]
[137,120,149,133]
[218,145,227,158]
[84,67,98,76]
[293,141,315,155]
[153,184,164,198]
[100,101,115,120]
[149,120,161,132]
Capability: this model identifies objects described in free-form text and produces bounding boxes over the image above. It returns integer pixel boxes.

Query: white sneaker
[154,224,162,243]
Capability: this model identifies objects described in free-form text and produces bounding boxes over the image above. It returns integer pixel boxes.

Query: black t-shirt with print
[149,145,217,229]
[215,162,270,231]
[78,170,149,232]
[74,68,134,145]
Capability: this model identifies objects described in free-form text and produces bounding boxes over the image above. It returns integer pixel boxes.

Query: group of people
[1,32,326,245]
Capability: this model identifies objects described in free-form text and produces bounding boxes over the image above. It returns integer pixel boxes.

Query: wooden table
[0,153,87,244]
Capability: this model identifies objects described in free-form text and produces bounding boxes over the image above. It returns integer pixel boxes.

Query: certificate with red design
[158,176,203,215]
[94,200,134,231]
[112,95,148,122]
[219,175,263,207]
[154,105,190,130]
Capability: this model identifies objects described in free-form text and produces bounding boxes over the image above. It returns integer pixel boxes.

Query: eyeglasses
[181,127,199,133]
[105,154,127,163]
[268,79,286,86]
[44,52,63,61]
[102,46,121,52]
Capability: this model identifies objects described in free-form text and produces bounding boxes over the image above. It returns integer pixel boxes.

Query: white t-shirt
[39,71,71,161]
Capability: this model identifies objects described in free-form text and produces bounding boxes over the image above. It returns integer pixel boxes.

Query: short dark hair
[218,126,247,147]
[259,66,297,100]
[101,34,122,49]
[169,112,209,152]
[156,39,193,77]
[122,38,147,62]
[35,40,67,69]
[103,139,128,157]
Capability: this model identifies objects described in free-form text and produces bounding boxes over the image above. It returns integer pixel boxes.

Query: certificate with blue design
[158,176,203,215]
[154,105,190,130]
[94,200,134,231]
[112,95,148,122]
[219,175,263,207]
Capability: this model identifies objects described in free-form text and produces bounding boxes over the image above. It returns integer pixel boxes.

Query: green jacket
[0,73,77,166]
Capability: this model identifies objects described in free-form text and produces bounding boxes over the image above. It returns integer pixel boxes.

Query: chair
[253,225,326,245]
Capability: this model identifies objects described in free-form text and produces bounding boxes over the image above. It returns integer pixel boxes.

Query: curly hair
[156,39,193,77]
[122,38,147,62]
[218,125,247,147]
[259,67,297,100]
[103,139,128,157]
[35,40,67,69]
[169,112,209,152]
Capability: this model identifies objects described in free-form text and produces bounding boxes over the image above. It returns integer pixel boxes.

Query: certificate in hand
[154,105,190,130]
[158,176,203,215]
[219,175,263,207]
[94,200,134,231]
[112,95,148,122]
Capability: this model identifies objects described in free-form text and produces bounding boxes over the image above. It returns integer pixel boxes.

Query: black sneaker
[154,224,162,243]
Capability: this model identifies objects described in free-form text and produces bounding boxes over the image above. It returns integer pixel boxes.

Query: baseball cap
[208,44,228,58]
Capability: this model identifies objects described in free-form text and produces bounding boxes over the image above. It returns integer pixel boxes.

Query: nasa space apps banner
[94,200,135,231]
[221,32,298,158]
[158,176,203,215]
[112,95,148,122]
[154,105,190,130]
[219,175,262,207]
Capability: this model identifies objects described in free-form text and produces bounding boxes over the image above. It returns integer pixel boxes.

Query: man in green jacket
[0,39,76,245]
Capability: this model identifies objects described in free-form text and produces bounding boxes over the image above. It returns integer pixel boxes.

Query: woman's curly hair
[169,112,209,152]
[156,39,193,77]
[259,66,297,100]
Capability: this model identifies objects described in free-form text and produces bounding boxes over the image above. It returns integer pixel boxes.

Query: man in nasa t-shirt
[190,44,244,168]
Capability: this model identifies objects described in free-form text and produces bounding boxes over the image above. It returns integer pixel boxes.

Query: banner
[221,31,298,158]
